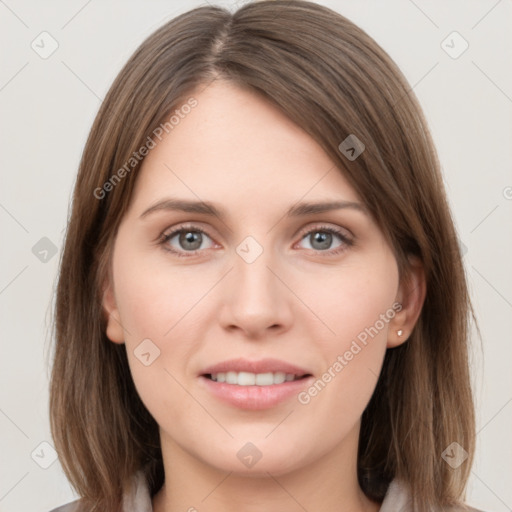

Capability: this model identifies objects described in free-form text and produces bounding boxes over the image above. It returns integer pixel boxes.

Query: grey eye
[299,230,343,251]
[178,231,203,250]
[164,229,214,252]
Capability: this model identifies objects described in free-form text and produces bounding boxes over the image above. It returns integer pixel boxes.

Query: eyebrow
[139,197,368,219]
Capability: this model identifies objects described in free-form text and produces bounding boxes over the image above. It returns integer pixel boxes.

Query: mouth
[202,371,312,386]
[198,358,314,410]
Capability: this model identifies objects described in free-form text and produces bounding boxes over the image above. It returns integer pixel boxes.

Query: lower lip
[199,375,314,410]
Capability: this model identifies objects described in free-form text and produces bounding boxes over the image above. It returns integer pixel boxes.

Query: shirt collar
[122,470,411,512]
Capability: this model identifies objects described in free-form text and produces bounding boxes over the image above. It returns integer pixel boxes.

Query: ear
[101,277,125,344]
[387,255,426,348]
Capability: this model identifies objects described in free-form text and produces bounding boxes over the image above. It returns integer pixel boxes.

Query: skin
[103,80,426,512]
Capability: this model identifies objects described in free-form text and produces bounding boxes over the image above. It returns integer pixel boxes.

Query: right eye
[159,225,217,257]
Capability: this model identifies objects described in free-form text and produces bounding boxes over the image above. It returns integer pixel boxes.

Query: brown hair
[48,1,478,511]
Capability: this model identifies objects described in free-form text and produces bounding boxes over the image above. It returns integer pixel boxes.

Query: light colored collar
[50,470,484,511]
[122,470,412,512]
[122,470,153,512]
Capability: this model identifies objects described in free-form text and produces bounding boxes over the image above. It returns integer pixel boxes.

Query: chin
[198,439,312,477]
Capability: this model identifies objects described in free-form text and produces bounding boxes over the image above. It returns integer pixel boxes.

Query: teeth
[209,371,301,386]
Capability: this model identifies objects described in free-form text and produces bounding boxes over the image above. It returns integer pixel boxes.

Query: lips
[200,357,312,378]
[198,358,314,409]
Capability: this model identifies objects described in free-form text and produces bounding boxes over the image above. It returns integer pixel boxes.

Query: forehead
[129,80,362,216]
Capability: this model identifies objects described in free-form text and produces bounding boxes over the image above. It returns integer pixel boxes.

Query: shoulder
[47,470,152,512]
[381,478,489,512]
[447,505,486,512]
[47,499,81,512]
[440,504,486,512]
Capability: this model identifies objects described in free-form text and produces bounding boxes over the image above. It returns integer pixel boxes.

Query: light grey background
[1,1,511,511]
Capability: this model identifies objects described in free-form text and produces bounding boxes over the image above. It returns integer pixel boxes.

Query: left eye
[297,227,350,252]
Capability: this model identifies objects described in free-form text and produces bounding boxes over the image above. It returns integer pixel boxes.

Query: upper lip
[200,358,312,377]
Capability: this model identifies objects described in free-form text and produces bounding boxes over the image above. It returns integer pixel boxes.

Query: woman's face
[103,80,416,476]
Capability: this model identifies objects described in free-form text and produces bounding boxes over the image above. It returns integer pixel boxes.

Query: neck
[152,423,381,512]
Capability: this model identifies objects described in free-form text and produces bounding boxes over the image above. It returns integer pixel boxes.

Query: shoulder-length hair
[49,1,477,511]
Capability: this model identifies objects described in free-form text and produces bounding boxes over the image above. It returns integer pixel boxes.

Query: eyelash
[157,224,354,258]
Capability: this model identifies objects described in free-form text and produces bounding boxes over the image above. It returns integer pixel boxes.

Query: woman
[49,1,483,511]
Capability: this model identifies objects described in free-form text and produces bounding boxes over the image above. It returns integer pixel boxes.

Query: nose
[217,242,294,339]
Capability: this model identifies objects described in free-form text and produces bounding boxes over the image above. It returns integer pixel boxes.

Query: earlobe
[102,280,125,344]
[387,256,427,348]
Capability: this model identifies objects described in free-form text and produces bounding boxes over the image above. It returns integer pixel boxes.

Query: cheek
[111,247,222,409]
[303,254,399,348]
[113,261,203,428]
[113,246,208,341]
[295,254,398,411]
